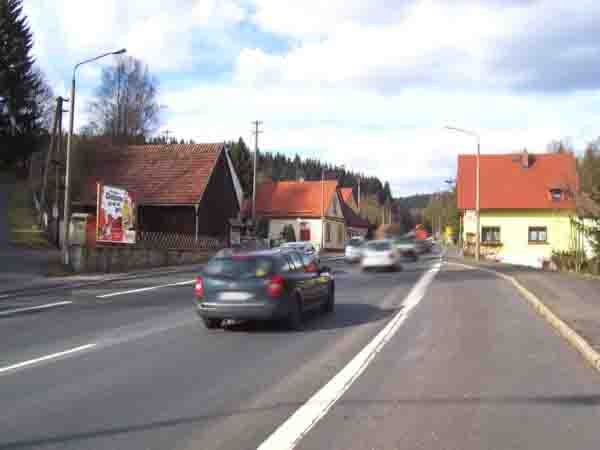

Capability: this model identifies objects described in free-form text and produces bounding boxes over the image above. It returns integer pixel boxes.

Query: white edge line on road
[0,301,73,317]
[97,280,195,298]
[0,343,97,375]
[257,262,442,450]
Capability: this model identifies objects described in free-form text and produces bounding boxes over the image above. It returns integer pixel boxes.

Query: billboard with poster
[96,183,136,244]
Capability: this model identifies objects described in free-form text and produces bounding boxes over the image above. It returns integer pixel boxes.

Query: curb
[0,264,205,300]
[449,261,600,373]
[1,256,345,300]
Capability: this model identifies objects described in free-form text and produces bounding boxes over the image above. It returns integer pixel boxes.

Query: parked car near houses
[393,238,418,262]
[280,241,320,263]
[195,249,334,330]
[361,240,402,271]
[344,237,365,263]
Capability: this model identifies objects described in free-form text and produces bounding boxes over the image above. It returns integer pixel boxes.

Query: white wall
[269,218,323,250]
[268,218,345,250]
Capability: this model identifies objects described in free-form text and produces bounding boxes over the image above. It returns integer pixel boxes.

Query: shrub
[551,250,588,272]
[281,224,296,242]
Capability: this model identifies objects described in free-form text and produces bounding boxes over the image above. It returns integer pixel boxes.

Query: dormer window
[550,189,562,201]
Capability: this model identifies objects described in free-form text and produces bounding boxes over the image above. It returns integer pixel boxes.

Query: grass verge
[7,178,53,249]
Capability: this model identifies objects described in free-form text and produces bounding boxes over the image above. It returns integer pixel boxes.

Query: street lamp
[63,48,127,265]
[445,126,481,261]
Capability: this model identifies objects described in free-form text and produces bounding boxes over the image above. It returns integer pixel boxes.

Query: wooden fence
[136,231,224,250]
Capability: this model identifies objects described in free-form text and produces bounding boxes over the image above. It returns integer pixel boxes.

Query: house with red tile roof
[75,143,243,241]
[253,180,368,250]
[456,149,587,267]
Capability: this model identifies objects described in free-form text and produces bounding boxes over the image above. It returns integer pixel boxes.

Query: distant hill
[396,194,432,210]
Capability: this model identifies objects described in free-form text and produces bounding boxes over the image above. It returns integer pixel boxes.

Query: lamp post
[63,49,126,265]
[445,126,480,261]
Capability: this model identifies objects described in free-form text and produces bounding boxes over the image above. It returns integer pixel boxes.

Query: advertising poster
[97,183,136,244]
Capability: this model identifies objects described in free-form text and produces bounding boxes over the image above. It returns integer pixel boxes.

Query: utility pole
[475,138,481,261]
[321,168,325,251]
[357,181,361,214]
[251,120,263,223]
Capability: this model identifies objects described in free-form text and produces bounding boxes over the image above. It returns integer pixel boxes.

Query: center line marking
[0,344,97,375]
[97,280,194,298]
[257,262,441,450]
[0,301,73,317]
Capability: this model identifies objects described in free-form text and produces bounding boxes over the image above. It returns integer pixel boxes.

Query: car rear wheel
[287,295,304,331]
[322,285,335,314]
[202,318,222,329]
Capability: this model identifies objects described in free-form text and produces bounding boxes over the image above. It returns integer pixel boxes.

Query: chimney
[521,149,530,169]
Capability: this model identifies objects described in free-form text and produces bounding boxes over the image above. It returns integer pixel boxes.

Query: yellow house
[457,150,582,268]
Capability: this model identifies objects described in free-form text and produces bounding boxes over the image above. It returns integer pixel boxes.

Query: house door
[299,222,310,241]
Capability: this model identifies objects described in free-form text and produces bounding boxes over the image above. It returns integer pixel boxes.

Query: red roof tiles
[255,180,339,218]
[457,152,578,210]
[79,143,224,205]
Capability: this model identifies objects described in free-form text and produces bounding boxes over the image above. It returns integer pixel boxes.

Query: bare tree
[86,56,161,141]
[546,137,574,154]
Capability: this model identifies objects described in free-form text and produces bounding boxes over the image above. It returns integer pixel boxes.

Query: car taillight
[195,277,204,300]
[267,275,285,298]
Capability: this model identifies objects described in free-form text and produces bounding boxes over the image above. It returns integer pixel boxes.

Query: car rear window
[204,256,274,279]
[367,241,392,251]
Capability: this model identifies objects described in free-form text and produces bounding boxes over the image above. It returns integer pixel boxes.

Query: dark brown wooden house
[77,143,243,240]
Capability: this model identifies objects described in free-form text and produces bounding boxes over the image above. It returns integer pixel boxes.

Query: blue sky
[23,0,600,196]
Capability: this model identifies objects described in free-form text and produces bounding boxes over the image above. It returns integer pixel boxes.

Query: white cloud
[24,0,248,73]
[23,0,600,195]
[160,81,594,195]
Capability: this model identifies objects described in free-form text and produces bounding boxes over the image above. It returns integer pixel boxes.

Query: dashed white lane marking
[97,280,195,298]
[0,294,9,299]
[0,301,73,317]
[0,344,97,375]
[257,262,441,450]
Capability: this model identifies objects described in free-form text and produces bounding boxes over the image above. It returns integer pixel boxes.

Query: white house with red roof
[253,180,369,250]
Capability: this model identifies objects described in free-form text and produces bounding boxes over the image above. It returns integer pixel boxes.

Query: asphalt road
[1,256,599,450]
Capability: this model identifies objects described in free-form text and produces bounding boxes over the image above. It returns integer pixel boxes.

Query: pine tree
[228,137,253,198]
[0,0,48,165]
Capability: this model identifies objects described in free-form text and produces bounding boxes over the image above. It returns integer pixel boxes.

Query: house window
[482,226,501,244]
[338,224,343,243]
[326,222,331,242]
[550,189,562,201]
[528,226,548,243]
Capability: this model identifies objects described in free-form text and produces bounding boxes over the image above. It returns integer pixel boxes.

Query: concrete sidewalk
[0,263,207,299]
[446,247,600,355]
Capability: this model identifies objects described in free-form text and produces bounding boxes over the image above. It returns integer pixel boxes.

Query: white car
[345,237,365,263]
[280,241,320,263]
[361,240,402,271]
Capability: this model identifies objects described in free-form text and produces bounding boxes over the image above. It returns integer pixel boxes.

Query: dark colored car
[195,249,334,330]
